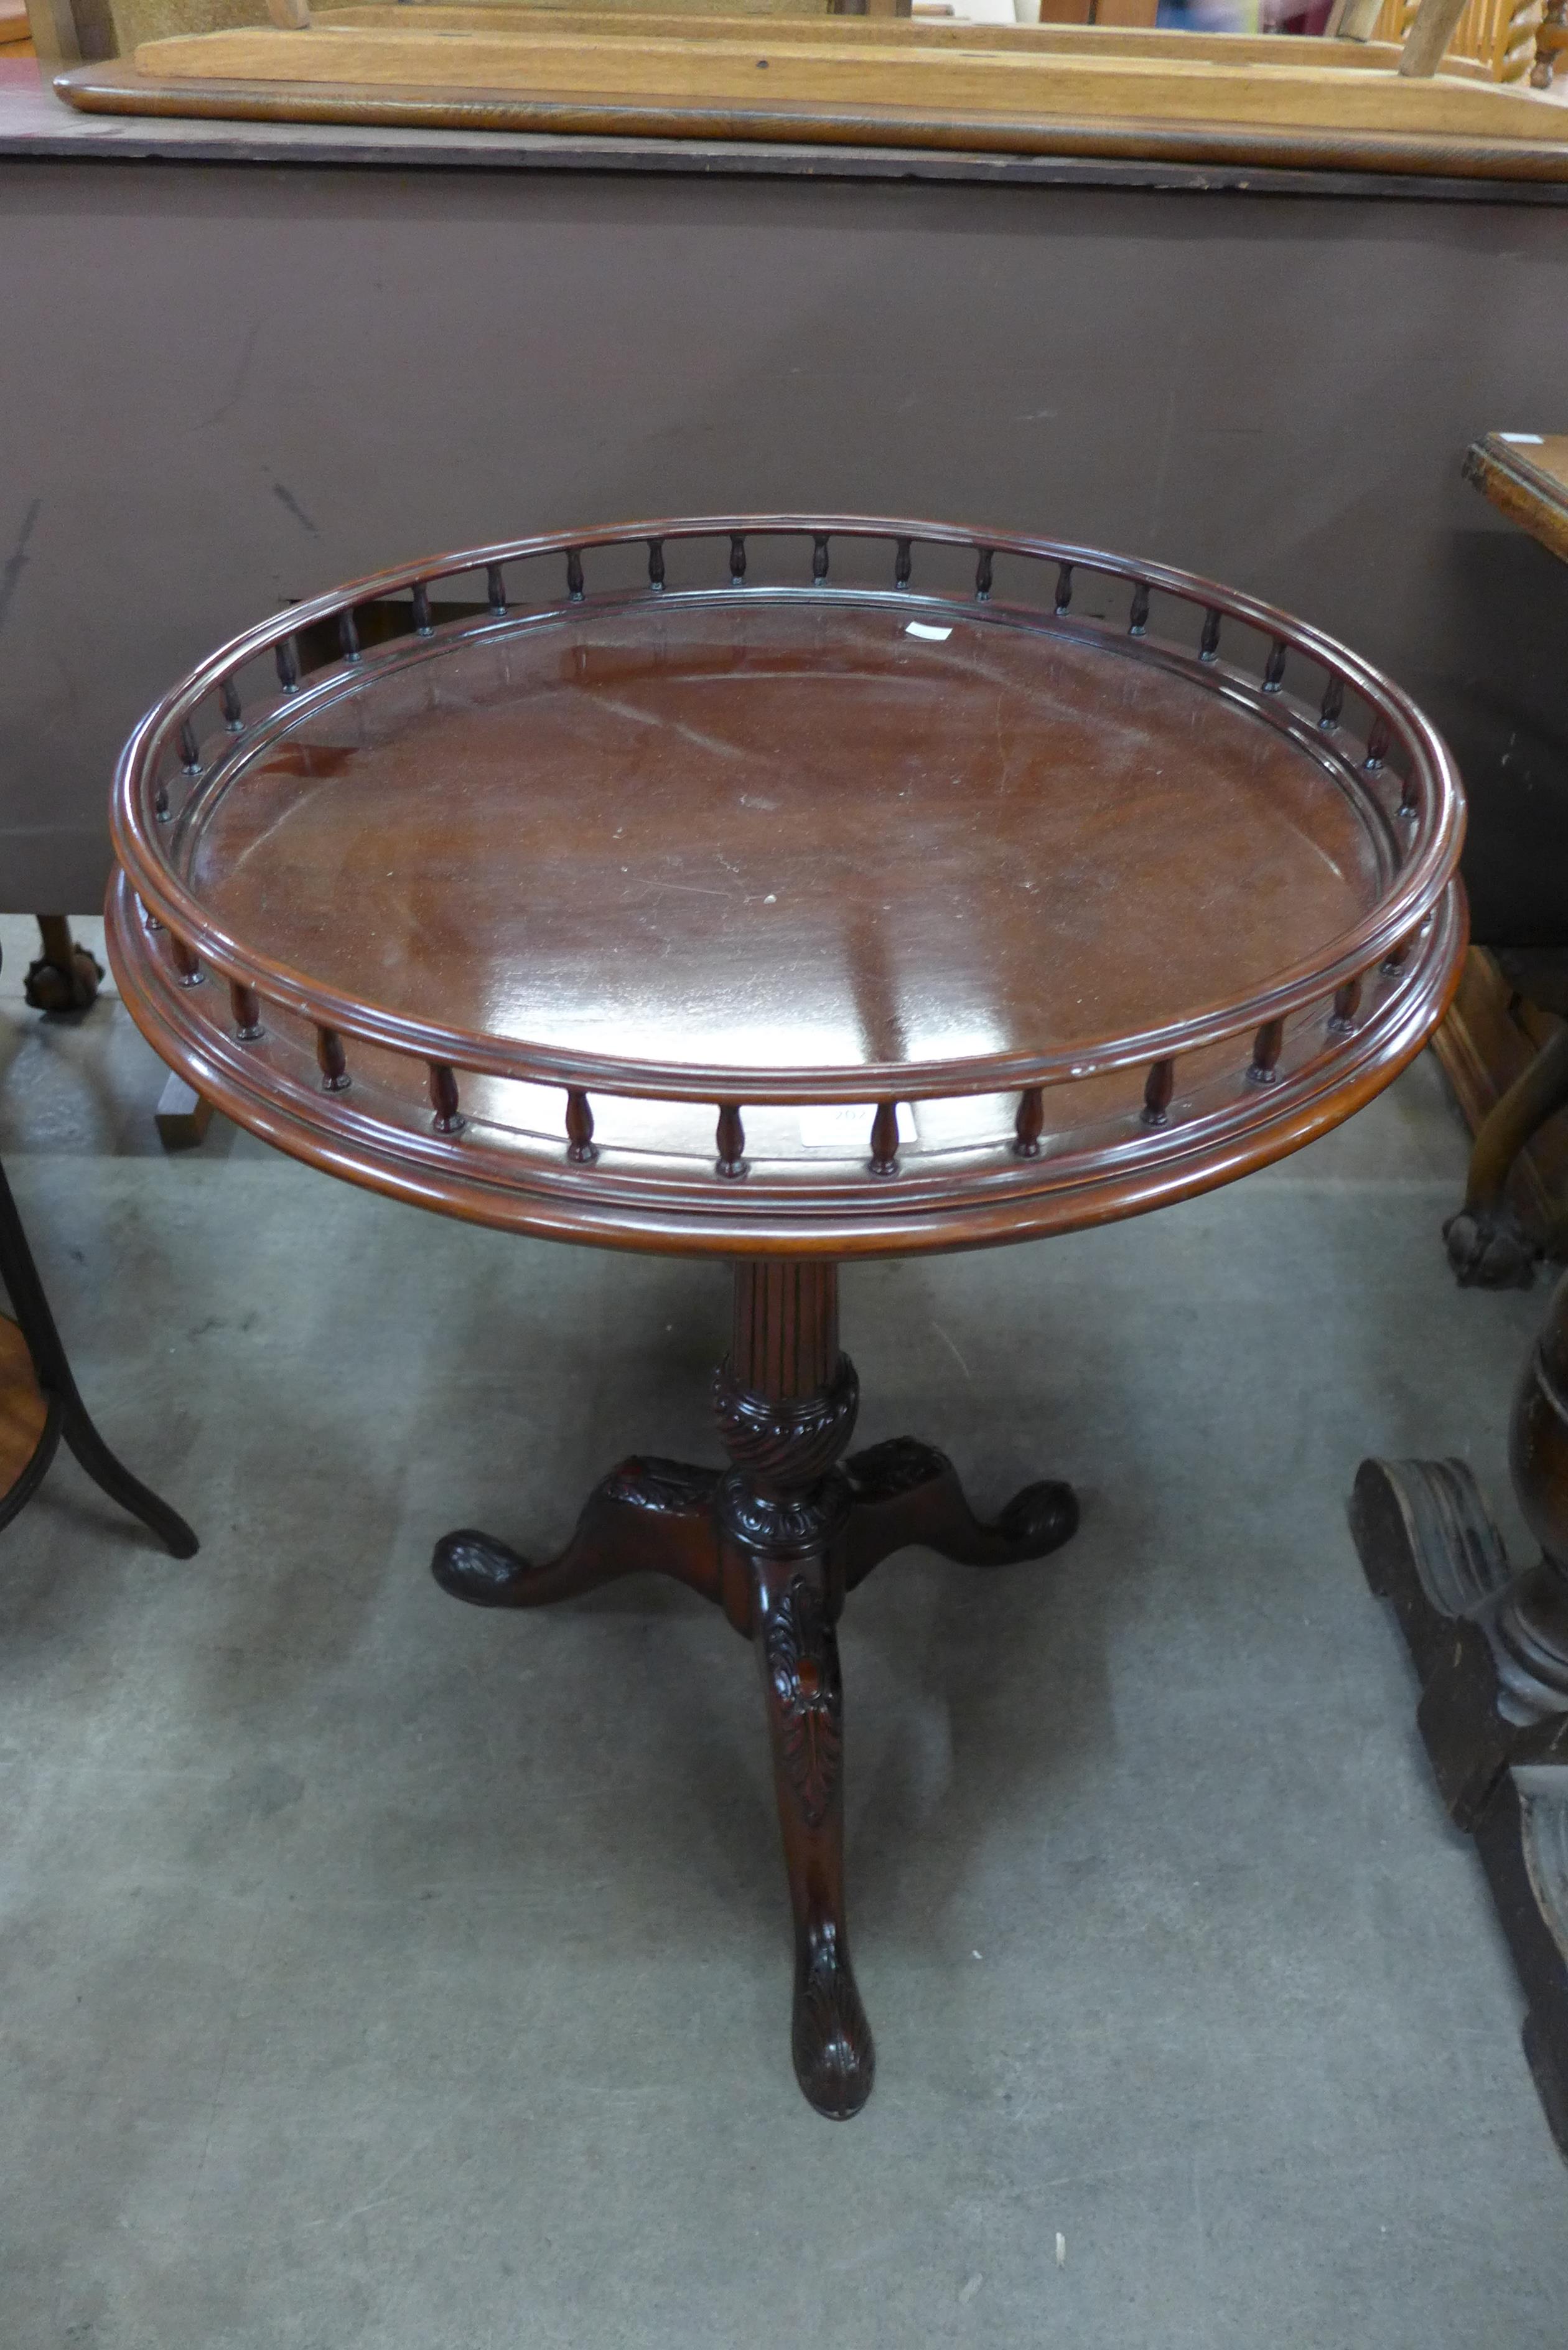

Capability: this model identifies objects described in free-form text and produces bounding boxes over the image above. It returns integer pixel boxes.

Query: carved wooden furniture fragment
[1351,1277,1568,2157]
[1440,434,1568,1288]
[1536,0,1567,84]
[106,516,1465,2115]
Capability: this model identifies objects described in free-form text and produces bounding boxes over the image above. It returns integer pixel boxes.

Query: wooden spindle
[179,719,201,773]
[1319,675,1345,731]
[315,1026,350,1092]
[1200,609,1221,663]
[975,547,994,602]
[1365,716,1390,772]
[429,1062,464,1135]
[1128,581,1150,637]
[1381,935,1412,977]
[813,535,830,583]
[220,676,242,731]
[275,637,299,693]
[729,535,747,586]
[716,1102,747,1178]
[153,778,171,823]
[895,538,913,591]
[1055,562,1073,615]
[230,981,262,1040]
[647,538,665,591]
[1012,1086,1045,1159]
[411,581,434,634]
[565,1088,597,1164]
[1262,639,1287,695]
[169,935,202,988]
[869,1100,900,1176]
[1330,977,1362,1032]
[338,608,361,663]
[1399,770,1419,821]
[1248,1019,1285,1085]
[486,564,506,616]
[141,897,162,934]
[1141,1058,1175,1127]
[566,548,584,602]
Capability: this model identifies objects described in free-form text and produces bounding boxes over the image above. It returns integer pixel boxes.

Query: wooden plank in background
[154,1071,214,1149]
[132,21,1566,134]
[1465,431,1568,563]
[316,3,1455,63]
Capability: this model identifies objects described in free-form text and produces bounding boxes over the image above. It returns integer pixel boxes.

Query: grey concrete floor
[1,917,1566,2347]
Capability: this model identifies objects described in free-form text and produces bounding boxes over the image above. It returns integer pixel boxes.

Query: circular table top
[108,517,1466,1257]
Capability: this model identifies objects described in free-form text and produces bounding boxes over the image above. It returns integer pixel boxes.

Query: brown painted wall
[2,159,1565,937]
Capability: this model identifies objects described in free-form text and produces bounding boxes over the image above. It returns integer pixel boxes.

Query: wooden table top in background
[5,52,1568,197]
[1465,433,1568,566]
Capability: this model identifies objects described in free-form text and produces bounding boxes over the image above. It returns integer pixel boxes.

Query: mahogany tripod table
[108,518,1466,2118]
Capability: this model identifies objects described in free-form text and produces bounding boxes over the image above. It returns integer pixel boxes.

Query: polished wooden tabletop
[108,519,1467,1255]
[192,599,1383,1076]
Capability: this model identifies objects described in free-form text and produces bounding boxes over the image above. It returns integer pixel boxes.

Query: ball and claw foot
[24,920,103,1016]
[1444,1203,1538,1290]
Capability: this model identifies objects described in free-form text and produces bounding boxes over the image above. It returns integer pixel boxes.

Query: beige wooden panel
[133,19,1566,128]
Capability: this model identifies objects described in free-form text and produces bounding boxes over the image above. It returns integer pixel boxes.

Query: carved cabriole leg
[428,1253,1081,2118]
[1351,1270,1568,2158]
[715,1260,874,2119]
[840,1435,1078,1591]
[432,1457,722,1609]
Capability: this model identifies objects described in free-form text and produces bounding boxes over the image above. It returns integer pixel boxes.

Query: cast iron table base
[432,1260,1076,2119]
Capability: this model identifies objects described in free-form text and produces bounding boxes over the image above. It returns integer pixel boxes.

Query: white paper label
[1499,433,1545,444]
[904,621,953,642]
[798,1102,913,1148]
